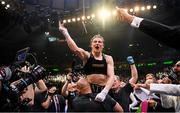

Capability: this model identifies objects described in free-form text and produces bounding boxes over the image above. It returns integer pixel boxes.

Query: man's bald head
[76,78,92,94]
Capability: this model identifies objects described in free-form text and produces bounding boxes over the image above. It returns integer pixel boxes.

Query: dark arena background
[1,0,179,75]
[0,0,180,112]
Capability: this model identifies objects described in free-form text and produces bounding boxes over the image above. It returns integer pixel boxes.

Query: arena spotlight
[87,15,91,19]
[77,17,81,21]
[98,8,111,20]
[129,8,134,12]
[134,6,140,12]
[153,5,157,9]
[81,16,85,20]
[62,5,157,24]
[6,4,10,8]
[91,14,95,18]
[63,20,67,23]
[45,32,50,36]
[72,18,76,22]
[1,1,5,5]
[112,10,117,15]
[147,5,151,10]
[67,19,71,23]
[141,6,145,11]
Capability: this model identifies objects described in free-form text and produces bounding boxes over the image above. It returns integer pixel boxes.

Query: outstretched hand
[59,21,67,33]
[132,83,150,90]
[115,7,134,24]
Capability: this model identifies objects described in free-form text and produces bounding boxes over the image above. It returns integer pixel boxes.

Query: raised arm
[35,79,47,93]
[127,56,138,84]
[59,22,89,60]
[41,86,57,109]
[61,73,72,97]
[116,7,180,50]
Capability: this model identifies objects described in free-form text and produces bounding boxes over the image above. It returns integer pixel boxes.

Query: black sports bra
[83,53,107,75]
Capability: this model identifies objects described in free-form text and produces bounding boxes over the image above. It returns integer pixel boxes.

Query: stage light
[6,4,10,8]
[141,6,145,11]
[72,18,76,22]
[147,5,151,10]
[129,8,134,12]
[91,14,95,18]
[129,44,133,47]
[112,10,117,15]
[137,63,144,67]
[163,60,173,65]
[48,37,57,42]
[67,19,71,23]
[134,6,140,12]
[1,1,5,5]
[47,18,50,22]
[77,17,80,21]
[98,8,111,20]
[87,15,91,19]
[45,32,50,36]
[61,4,157,25]
[153,5,157,9]
[81,16,85,20]
[63,20,67,23]
[147,63,156,66]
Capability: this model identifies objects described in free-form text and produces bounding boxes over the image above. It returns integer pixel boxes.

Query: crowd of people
[0,7,179,112]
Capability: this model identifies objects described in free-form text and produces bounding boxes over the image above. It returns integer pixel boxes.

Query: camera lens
[10,65,46,97]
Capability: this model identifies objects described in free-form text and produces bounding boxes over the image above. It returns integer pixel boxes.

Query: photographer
[7,65,47,111]
[0,63,47,111]
[16,65,47,104]
[33,85,65,112]
[61,72,79,112]
[0,66,12,110]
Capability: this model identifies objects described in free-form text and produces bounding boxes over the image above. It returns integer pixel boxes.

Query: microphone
[0,66,12,81]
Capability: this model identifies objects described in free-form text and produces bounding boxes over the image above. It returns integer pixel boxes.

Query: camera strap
[53,95,60,112]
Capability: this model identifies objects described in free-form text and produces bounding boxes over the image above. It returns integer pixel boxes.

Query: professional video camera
[9,65,46,100]
[0,47,47,111]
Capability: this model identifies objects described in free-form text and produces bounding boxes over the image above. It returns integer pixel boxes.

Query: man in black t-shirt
[33,86,65,112]
[73,93,117,112]
[72,78,123,112]
[111,81,134,112]
[111,56,138,112]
